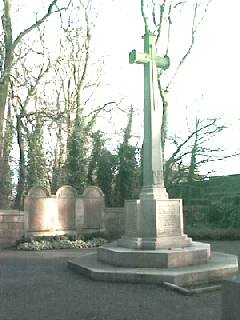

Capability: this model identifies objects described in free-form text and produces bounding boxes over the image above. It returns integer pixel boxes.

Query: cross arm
[129,50,149,64]
[129,49,170,70]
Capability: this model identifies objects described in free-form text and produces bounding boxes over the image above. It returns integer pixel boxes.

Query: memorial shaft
[143,32,164,188]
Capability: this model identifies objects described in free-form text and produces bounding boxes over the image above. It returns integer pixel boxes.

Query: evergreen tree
[27,118,48,190]
[64,115,89,194]
[88,131,105,185]
[114,106,141,206]
[88,131,117,206]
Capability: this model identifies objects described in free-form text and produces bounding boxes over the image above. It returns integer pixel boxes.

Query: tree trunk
[14,115,25,209]
[0,83,7,153]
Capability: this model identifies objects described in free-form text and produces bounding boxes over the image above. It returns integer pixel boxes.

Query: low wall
[0,206,125,244]
[0,210,24,245]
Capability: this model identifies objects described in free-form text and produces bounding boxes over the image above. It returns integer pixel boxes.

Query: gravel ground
[0,241,239,320]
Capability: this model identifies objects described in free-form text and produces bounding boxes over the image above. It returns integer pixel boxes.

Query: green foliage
[27,120,48,190]
[113,107,141,206]
[186,226,240,240]
[88,130,105,185]
[51,164,65,194]
[96,149,117,206]
[64,116,89,194]
[115,144,141,206]
[88,131,117,206]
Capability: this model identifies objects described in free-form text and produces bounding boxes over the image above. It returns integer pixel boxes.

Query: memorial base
[68,191,238,286]
[118,235,192,250]
[122,196,192,250]
[98,241,210,268]
[68,250,238,287]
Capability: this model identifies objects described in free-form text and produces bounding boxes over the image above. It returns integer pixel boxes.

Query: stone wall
[0,210,24,245]
[24,185,106,237]
[0,186,144,244]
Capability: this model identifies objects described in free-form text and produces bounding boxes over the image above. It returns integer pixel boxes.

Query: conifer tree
[27,118,48,190]
[114,106,141,206]
[88,130,117,206]
[64,115,89,194]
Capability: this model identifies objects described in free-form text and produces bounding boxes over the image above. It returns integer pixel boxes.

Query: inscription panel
[156,200,182,236]
[125,200,140,237]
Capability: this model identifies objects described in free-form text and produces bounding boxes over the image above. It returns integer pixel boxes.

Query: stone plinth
[68,190,239,286]
[98,241,210,268]
[68,251,238,287]
[118,196,192,250]
[222,274,240,320]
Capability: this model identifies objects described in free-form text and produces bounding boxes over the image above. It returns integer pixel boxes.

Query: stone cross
[129,31,170,193]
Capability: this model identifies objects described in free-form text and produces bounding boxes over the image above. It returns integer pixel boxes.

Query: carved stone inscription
[125,200,140,237]
[156,200,181,236]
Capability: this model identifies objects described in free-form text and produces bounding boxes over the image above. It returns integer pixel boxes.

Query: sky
[95,0,240,176]
[6,0,240,177]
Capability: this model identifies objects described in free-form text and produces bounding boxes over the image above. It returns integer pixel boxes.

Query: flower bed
[17,237,107,251]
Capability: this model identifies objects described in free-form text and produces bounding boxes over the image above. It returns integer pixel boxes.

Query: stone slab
[222,274,240,320]
[98,241,210,268]
[68,251,238,287]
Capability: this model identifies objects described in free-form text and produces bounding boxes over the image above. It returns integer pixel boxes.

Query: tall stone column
[119,32,191,249]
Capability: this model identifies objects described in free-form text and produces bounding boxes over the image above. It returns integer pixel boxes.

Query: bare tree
[0,0,70,158]
[164,117,240,193]
[11,64,51,208]
[140,0,213,155]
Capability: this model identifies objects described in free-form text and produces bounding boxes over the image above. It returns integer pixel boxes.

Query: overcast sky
[7,0,240,176]
[96,0,240,176]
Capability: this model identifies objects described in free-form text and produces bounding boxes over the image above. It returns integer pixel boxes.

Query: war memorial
[68,31,238,287]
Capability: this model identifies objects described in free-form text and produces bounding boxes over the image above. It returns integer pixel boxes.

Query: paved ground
[0,241,240,320]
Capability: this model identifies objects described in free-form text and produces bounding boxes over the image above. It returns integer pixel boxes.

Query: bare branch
[166,3,198,91]
[141,0,149,32]
[152,0,157,27]
[167,118,225,163]
[78,7,91,88]
[165,3,172,56]
[88,101,116,117]
[156,3,165,45]
[173,1,187,9]
[12,0,71,52]
[166,0,213,91]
